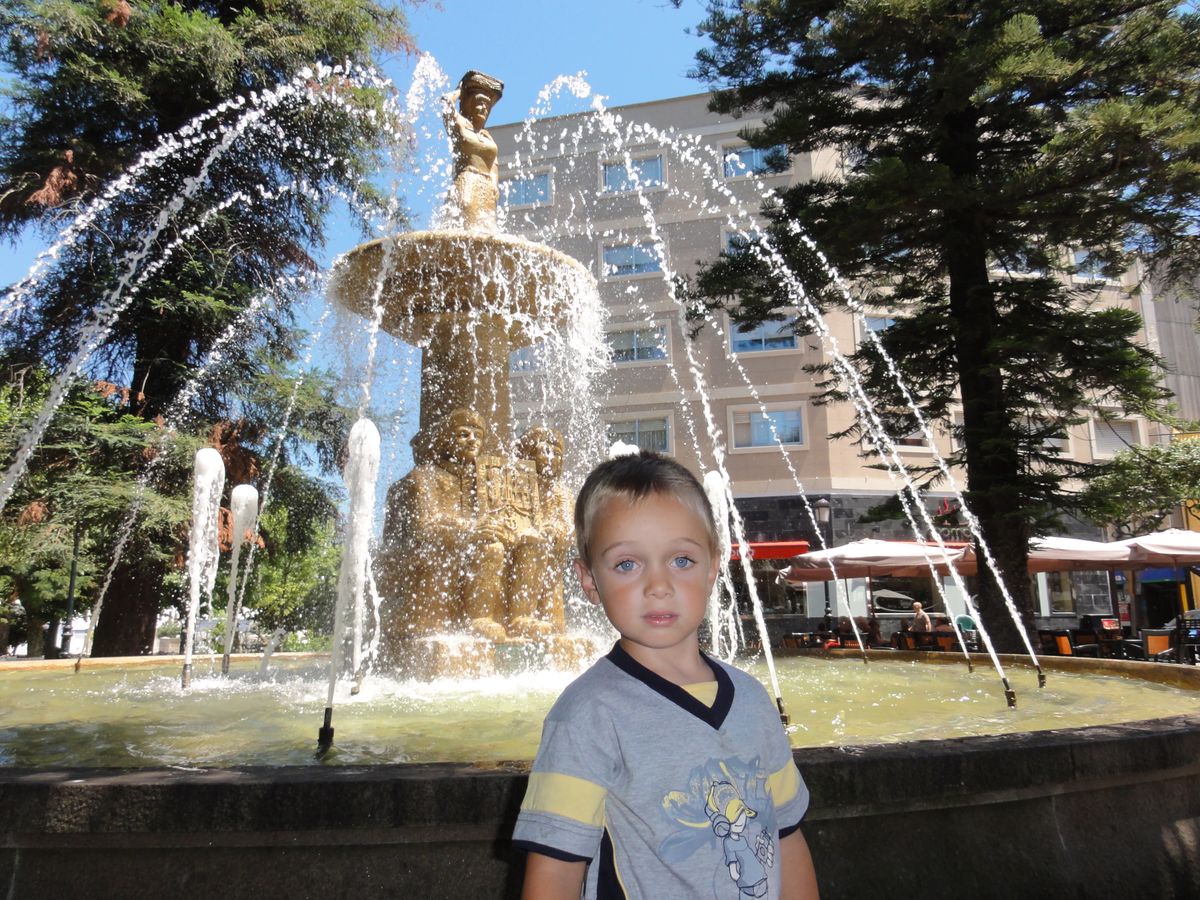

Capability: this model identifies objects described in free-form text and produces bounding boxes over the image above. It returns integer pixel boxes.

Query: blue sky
[0,0,712,286]
[393,0,708,113]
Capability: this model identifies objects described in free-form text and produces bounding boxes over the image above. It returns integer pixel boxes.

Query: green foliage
[0,366,193,629]
[245,504,339,636]
[0,0,406,652]
[1073,438,1200,538]
[685,0,1200,645]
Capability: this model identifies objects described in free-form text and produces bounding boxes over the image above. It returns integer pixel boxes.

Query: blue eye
[614,559,636,573]
[673,555,695,569]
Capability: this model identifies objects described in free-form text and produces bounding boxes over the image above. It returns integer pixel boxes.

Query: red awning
[730,540,810,561]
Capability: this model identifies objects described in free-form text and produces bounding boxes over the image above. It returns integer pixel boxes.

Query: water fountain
[327,70,603,680]
[1,63,1199,898]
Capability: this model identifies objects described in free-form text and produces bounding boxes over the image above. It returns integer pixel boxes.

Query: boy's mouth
[643,612,678,626]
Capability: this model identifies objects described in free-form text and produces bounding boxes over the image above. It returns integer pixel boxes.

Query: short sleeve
[766,721,808,836]
[746,672,809,836]
[512,687,621,862]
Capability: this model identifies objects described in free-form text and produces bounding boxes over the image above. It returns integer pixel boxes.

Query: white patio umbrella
[783,538,965,584]
[1116,529,1200,622]
[1117,528,1200,565]
[910,535,1131,577]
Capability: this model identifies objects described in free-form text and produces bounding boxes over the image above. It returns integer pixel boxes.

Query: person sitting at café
[825,616,854,649]
[932,615,954,634]
[910,601,932,633]
[854,616,885,648]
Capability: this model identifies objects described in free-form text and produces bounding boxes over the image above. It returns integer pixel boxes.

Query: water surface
[1,656,1196,767]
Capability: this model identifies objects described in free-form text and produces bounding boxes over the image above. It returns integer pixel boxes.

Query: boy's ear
[573,558,601,605]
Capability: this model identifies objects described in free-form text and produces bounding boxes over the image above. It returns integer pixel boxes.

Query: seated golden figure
[377,412,577,654]
[379,408,519,643]
[509,427,573,637]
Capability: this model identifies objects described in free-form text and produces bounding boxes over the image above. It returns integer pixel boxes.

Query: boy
[514,451,819,899]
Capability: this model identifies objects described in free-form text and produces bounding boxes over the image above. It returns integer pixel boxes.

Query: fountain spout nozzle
[316,707,335,757]
[775,696,790,727]
[1036,667,1046,688]
[1002,678,1017,708]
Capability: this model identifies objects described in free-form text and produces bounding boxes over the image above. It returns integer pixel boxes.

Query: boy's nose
[645,565,673,598]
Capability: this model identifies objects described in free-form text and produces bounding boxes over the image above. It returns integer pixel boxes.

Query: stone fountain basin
[1,653,1198,898]
[328,230,592,345]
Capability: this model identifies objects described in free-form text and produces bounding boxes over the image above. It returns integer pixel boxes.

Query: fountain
[1,64,1199,898]
[328,71,600,677]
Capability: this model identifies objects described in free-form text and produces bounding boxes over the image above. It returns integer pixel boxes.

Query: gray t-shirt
[514,643,809,899]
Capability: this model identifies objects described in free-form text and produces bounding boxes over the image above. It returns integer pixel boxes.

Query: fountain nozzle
[775,696,790,727]
[316,707,335,757]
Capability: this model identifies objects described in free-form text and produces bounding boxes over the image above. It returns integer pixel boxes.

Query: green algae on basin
[1,655,1198,767]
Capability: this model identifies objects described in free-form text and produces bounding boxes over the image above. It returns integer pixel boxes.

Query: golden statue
[330,67,602,674]
[443,70,503,232]
[510,427,572,635]
[379,408,514,644]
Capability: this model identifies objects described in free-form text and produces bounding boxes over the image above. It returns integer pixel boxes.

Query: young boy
[513,451,819,899]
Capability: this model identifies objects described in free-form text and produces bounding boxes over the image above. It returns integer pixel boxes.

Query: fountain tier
[329,230,593,447]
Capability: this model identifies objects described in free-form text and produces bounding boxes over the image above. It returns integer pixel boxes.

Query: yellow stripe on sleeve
[767,759,801,806]
[521,771,608,827]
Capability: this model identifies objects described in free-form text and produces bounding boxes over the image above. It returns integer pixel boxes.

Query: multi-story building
[490,92,1192,628]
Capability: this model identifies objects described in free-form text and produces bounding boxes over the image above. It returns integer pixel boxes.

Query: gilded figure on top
[443,70,503,232]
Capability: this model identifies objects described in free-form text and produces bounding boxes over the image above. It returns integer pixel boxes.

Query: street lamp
[814,498,832,629]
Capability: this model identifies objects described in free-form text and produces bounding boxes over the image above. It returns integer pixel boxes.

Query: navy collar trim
[605,641,733,730]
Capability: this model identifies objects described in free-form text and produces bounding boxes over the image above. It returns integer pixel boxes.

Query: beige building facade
[491,92,1181,622]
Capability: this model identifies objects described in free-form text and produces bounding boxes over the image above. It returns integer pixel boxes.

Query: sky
[392,0,709,113]
[0,0,713,286]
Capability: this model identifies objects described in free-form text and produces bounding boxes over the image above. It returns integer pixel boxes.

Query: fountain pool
[2,652,1198,768]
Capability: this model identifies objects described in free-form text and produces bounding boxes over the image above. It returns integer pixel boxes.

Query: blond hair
[574,450,717,565]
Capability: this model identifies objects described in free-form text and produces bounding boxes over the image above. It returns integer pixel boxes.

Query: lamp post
[815,498,832,629]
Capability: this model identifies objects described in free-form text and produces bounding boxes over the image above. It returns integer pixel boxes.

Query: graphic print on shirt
[658,757,778,898]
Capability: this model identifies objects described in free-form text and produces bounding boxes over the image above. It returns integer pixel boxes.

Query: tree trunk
[90,558,159,656]
[25,615,46,657]
[941,109,1036,653]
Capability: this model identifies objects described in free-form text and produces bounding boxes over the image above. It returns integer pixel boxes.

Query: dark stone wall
[2,657,1198,899]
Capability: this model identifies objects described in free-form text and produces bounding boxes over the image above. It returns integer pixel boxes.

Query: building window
[501,172,550,207]
[1037,571,1076,615]
[723,145,789,178]
[1025,418,1070,456]
[1093,418,1138,457]
[602,155,664,193]
[732,408,803,449]
[863,315,896,334]
[724,230,764,253]
[1072,249,1108,282]
[608,325,667,363]
[730,318,797,353]
[509,344,544,373]
[990,249,1045,277]
[602,242,662,278]
[608,416,670,453]
[840,144,868,175]
[895,431,926,448]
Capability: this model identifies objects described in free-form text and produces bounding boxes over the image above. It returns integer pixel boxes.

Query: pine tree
[685,0,1200,649]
